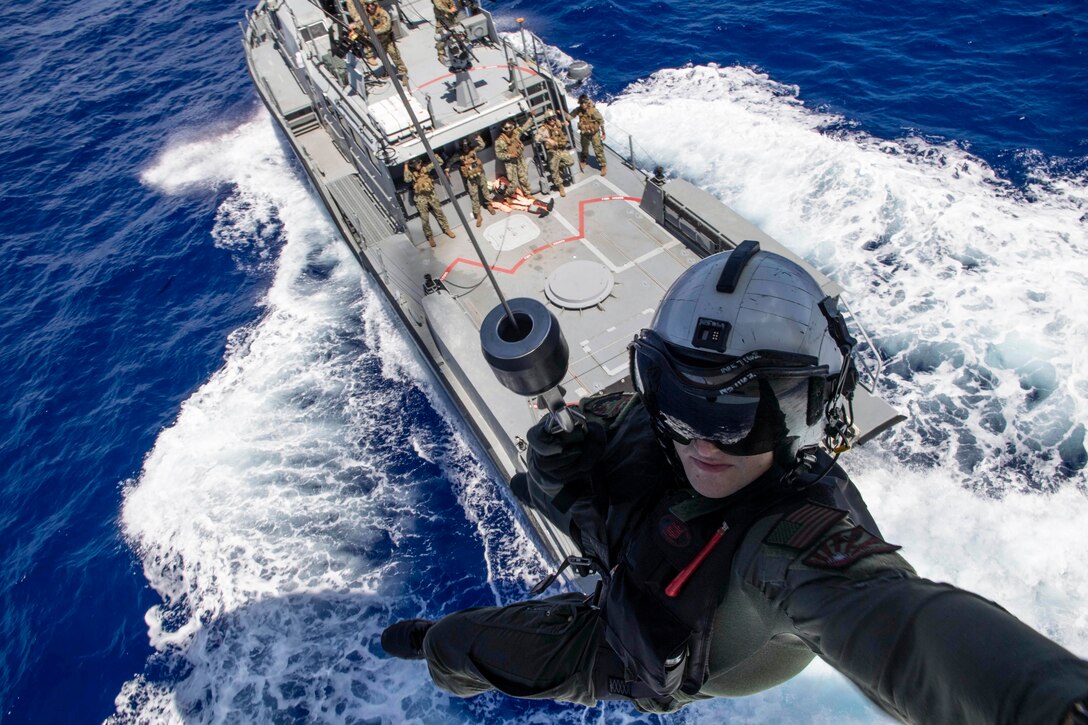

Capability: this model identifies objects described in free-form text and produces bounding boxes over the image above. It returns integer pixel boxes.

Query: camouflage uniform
[494,118,535,193]
[433,0,458,63]
[537,117,573,197]
[404,158,453,245]
[351,2,408,82]
[447,135,492,225]
[571,98,606,175]
[343,12,378,66]
[433,0,458,27]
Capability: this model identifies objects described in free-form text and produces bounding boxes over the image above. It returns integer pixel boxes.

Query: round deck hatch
[544,260,615,310]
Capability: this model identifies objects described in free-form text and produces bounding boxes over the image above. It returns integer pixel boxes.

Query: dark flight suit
[422,396,1088,722]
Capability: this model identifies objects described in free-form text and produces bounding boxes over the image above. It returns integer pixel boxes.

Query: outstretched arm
[760,534,1088,724]
[442,154,461,174]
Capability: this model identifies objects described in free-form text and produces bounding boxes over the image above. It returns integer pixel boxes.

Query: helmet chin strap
[787,445,844,492]
[816,296,860,456]
[824,397,856,454]
[780,296,859,483]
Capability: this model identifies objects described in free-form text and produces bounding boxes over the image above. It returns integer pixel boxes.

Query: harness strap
[528,555,600,596]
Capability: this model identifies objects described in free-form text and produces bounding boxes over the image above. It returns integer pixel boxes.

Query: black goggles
[630,330,828,456]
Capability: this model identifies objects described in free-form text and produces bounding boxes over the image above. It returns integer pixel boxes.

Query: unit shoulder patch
[581,391,634,421]
[803,525,901,569]
[763,502,848,550]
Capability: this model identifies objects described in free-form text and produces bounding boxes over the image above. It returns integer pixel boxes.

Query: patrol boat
[242,0,904,583]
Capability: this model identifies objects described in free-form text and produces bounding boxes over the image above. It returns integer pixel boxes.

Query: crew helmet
[630,241,857,466]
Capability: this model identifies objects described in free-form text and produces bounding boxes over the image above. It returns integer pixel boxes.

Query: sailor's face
[673,439,773,499]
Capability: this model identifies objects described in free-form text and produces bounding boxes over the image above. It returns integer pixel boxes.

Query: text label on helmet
[692,318,730,352]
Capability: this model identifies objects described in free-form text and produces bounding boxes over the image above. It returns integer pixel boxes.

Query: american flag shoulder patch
[803,526,901,569]
[763,503,848,550]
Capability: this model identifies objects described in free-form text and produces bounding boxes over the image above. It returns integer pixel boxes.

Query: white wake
[116,59,1088,724]
[115,113,546,723]
[601,63,1088,722]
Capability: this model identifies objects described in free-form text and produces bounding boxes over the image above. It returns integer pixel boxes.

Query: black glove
[526,414,606,500]
[1065,698,1088,725]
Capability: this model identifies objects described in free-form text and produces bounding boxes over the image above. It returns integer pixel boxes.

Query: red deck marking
[416,65,539,90]
[439,195,641,281]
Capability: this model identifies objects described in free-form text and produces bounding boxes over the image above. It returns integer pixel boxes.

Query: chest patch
[583,393,630,420]
[763,502,847,550]
[657,514,692,548]
[803,525,901,569]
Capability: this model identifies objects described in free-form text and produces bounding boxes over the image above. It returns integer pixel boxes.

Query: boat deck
[410,173,697,396]
[245,0,906,571]
[366,138,685,464]
[280,0,559,165]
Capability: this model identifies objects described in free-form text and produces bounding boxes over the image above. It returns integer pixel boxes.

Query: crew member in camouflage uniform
[404,156,455,247]
[570,93,606,176]
[350,1,408,83]
[536,111,574,197]
[445,135,494,227]
[433,0,458,64]
[343,9,379,67]
[381,246,1088,722]
[494,117,535,194]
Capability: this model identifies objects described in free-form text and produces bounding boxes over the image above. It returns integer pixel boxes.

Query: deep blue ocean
[1,0,1085,722]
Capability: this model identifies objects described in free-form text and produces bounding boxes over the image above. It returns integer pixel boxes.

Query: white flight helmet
[630,241,857,467]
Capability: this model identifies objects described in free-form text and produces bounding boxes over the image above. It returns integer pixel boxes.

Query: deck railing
[597,120,664,178]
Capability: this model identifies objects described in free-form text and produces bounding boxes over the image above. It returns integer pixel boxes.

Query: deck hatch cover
[545,261,614,310]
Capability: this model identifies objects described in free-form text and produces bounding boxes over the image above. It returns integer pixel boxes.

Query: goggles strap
[816,295,859,453]
[824,396,856,453]
[818,295,858,404]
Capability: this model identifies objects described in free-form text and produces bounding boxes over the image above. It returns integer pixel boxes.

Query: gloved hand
[526,412,606,497]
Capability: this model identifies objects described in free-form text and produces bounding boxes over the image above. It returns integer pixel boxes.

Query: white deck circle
[484,215,541,251]
[545,260,615,310]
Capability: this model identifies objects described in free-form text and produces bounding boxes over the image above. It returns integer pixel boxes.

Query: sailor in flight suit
[382,244,1088,723]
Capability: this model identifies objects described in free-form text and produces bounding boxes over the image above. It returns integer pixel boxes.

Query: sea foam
[116,113,548,723]
[601,63,1088,722]
[116,58,1088,724]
